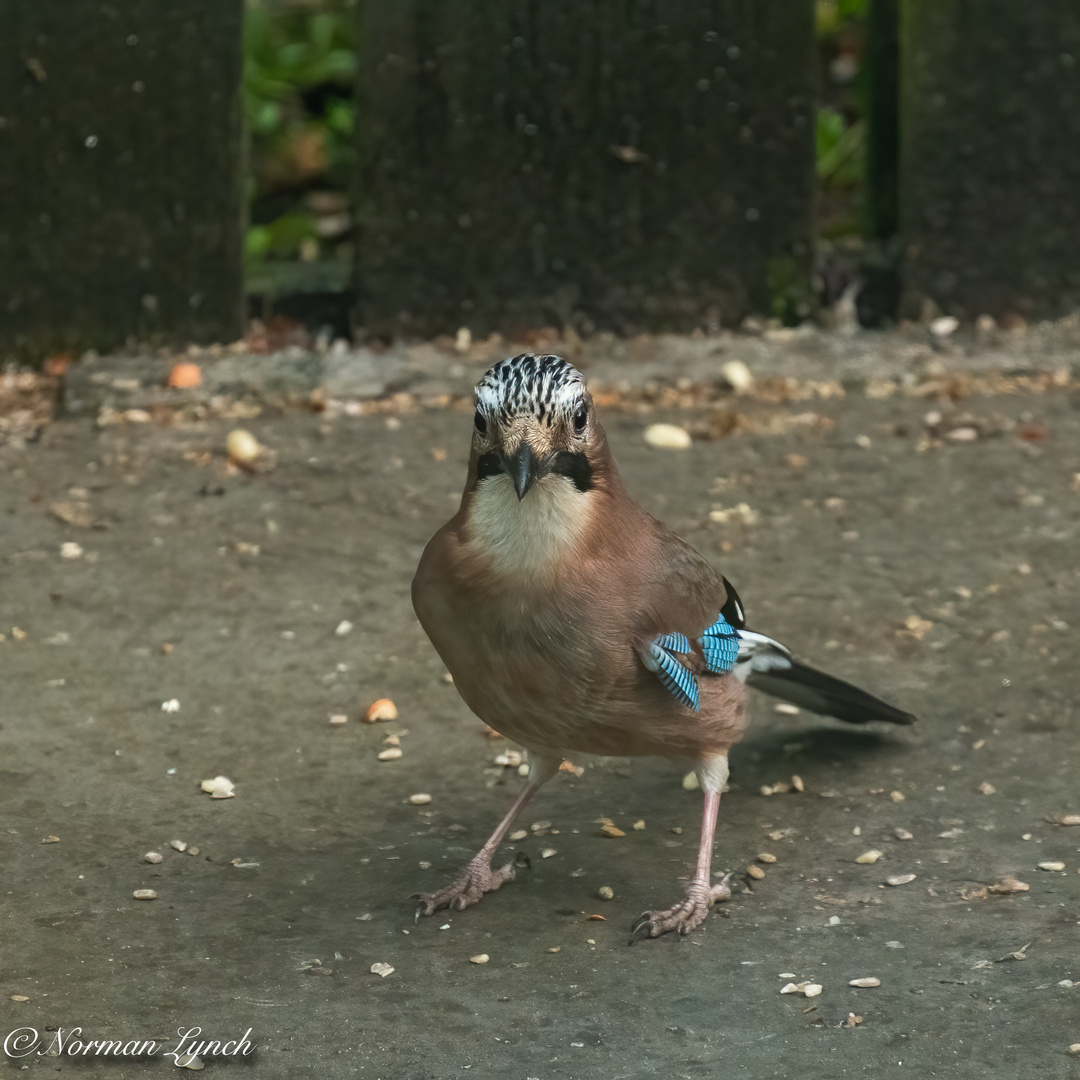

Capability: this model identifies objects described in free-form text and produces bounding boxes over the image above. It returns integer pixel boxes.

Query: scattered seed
[856,850,883,864]
[773,702,800,715]
[1047,813,1080,826]
[364,698,398,722]
[175,1053,204,1070]
[226,428,260,467]
[377,747,403,761]
[989,875,1029,894]
[828,916,841,926]
[329,714,348,725]
[721,359,754,391]
[559,760,585,777]
[161,698,181,713]
[1038,861,1065,871]
[170,839,188,852]
[370,962,394,977]
[803,984,823,998]
[644,423,692,450]
[747,865,766,880]
[845,1013,863,1028]
[167,362,202,389]
[10,995,29,1002]
[144,852,163,864]
[790,775,805,792]
[632,820,646,831]
[133,889,157,900]
[530,820,552,832]
[977,781,996,795]
[41,836,60,844]
[60,541,84,559]
[682,771,699,790]
[409,793,432,806]
[508,829,528,841]
[1069,1043,1080,1055]
[541,848,557,859]
[889,790,905,803]
[780,983,801,994]
[886,873,916,886]
[598,886,615,900]
[469,954,489,965]
[758,853,777,864]
[849,977,881,988]
[894,827,914,841]
[495,750,523,768]
[382,733,401,747]
[200,775,235,799]
[599,819,625,838]
[335,620,353,637]
[188,846,200,856]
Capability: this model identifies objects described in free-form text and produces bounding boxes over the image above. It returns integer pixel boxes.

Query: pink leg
[632,758,732,941]
[415,754,559,917]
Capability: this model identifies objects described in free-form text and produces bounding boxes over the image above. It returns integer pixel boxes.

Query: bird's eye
[473,410,488,435]
[572,407,588,435]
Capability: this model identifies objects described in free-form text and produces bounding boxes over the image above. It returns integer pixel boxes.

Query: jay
[412,353,915,940]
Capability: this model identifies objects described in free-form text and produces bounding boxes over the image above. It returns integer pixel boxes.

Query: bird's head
[470,353,601,500]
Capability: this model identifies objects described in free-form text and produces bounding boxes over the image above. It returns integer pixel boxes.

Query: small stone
[1038,861,1066,871]
[644,423,692,450]
[161,698,181,713]
[599,819,625,838]
[133,889,157,900]
[598,886,615,900]
[1069,1043,1080,1055]
[187,846,199,856]
[747,865,766,880]
[988,875,1029,894]
[382,733,401,747]
[632,820,646,830]
[845,1013,863,1028]
[176,1054,204,1070]
[757,853,777,864]
[41,836,60,844]
[682,771,700,790]
[886,873,916,886]
[803,984,823,998]
[144,852,163,864]
[541,848,557,859]
[469,953,490,964]
[377,747,403,761]
[329,713,348,725]
[370,962,394,977]
[889,790,905,803]
[335,620,353,636]
[508,829,528,841]
[855,850,883,864]
[1049,814,1080,826]
[977,781,996,795]
[790,775,804,793]
[780,982,801,994]
[849,977,881,988]
[60,541,84,559]
[828,915,841,926]
[894,827,914,841]
[364,698,398,722]
[409,793,432,805]
[773,702,800,715]
[170,839,188,852]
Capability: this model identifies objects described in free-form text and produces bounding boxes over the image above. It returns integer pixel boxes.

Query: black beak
[507,442,542,501]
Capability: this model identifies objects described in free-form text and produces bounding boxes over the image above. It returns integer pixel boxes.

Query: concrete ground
[2,328,1079,1078]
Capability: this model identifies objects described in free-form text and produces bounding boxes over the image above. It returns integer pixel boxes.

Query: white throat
[467,473,590,578]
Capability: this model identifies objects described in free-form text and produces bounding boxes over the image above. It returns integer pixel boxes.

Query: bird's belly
[427,607,747,760]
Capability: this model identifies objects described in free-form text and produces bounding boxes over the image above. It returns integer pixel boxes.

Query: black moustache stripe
[550,451,593,492]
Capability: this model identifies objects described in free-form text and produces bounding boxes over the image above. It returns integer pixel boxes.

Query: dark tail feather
[746,660,917,726]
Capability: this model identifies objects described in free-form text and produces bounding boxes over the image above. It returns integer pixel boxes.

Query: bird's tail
[734,630,916,726]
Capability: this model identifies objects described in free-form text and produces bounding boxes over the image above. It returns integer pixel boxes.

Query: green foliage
[816,107,865,187]
[244,2,357,269]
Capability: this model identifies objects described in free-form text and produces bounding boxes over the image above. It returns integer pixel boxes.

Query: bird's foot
[630,875,732,942]
[413,857,516,918]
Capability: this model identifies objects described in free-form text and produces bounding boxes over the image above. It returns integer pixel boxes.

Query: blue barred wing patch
[700,613,740,675]
[643,634,699,711]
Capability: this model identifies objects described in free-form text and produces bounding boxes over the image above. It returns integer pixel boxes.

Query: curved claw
[413,859,517,919]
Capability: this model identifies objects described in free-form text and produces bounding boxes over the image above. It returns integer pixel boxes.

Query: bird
[411,352,916,940]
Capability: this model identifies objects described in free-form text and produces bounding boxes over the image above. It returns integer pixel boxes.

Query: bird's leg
[415,753,560,917]
[632,756,731,941]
